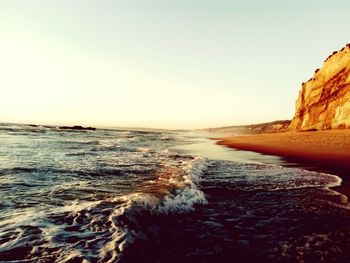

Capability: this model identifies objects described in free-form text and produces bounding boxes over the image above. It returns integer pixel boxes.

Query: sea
[1,123,350,263]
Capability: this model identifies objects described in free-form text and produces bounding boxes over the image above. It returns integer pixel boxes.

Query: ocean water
[1,123,350,262]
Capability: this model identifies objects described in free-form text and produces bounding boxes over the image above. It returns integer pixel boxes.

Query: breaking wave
[1,125,350,262]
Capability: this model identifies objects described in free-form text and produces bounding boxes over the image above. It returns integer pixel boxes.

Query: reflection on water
[0,124,350,262]
[172,136,289,166]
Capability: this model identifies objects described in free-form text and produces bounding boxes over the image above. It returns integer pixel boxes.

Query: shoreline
[217,130,350,197]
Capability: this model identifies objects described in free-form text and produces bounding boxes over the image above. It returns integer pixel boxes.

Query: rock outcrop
[59,125,96,131]
[290,44,350,131]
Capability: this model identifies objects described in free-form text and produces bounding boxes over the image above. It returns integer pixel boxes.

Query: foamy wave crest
[0,140,207,262]
[109,157,208,214]
[157,157,207,213]
[96,157,208,261]
[12,157,207,261]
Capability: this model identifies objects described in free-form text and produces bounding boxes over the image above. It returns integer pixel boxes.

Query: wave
[95,157,208,262]
[3,125,349,262]
[206,161,342,192]
[0,156,207,262]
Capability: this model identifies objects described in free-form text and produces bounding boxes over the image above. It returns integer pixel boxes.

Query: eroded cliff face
[290,44,350,131]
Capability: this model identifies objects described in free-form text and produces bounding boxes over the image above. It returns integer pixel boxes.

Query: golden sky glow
[1,1,349,129]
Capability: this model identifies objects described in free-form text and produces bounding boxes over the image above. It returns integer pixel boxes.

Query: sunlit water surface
[1,124,350,262]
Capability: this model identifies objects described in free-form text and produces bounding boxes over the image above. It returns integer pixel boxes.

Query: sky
[0,0,349,129]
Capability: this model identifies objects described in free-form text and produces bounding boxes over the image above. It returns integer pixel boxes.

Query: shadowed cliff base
[217,130,350,197]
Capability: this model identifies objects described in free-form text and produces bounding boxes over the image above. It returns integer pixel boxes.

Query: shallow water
[1,123,350,262]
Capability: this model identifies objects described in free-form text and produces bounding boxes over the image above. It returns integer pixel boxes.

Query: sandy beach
[218,130,350,195]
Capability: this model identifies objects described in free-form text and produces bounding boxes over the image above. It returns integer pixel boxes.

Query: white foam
[108,157,207,214]
[137,147,154,153]
[157,157,207,214]
[97,157,208,261]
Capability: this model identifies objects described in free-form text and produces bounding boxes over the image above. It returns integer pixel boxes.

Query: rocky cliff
[290,44,350,131]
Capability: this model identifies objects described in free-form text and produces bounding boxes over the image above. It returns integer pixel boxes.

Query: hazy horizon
[1,0,350,129]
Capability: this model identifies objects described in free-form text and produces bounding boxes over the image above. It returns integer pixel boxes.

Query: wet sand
[217,130,350,196]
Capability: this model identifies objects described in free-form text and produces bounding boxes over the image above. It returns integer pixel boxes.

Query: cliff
[290,44,350,131]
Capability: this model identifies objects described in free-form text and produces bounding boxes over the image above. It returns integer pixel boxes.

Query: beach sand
[217,130,350,196]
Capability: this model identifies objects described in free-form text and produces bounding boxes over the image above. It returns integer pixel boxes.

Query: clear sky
[0,0,349,129]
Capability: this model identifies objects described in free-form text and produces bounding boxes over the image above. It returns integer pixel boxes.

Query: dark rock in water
[27,124,39,127]
[59,126,96,131]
